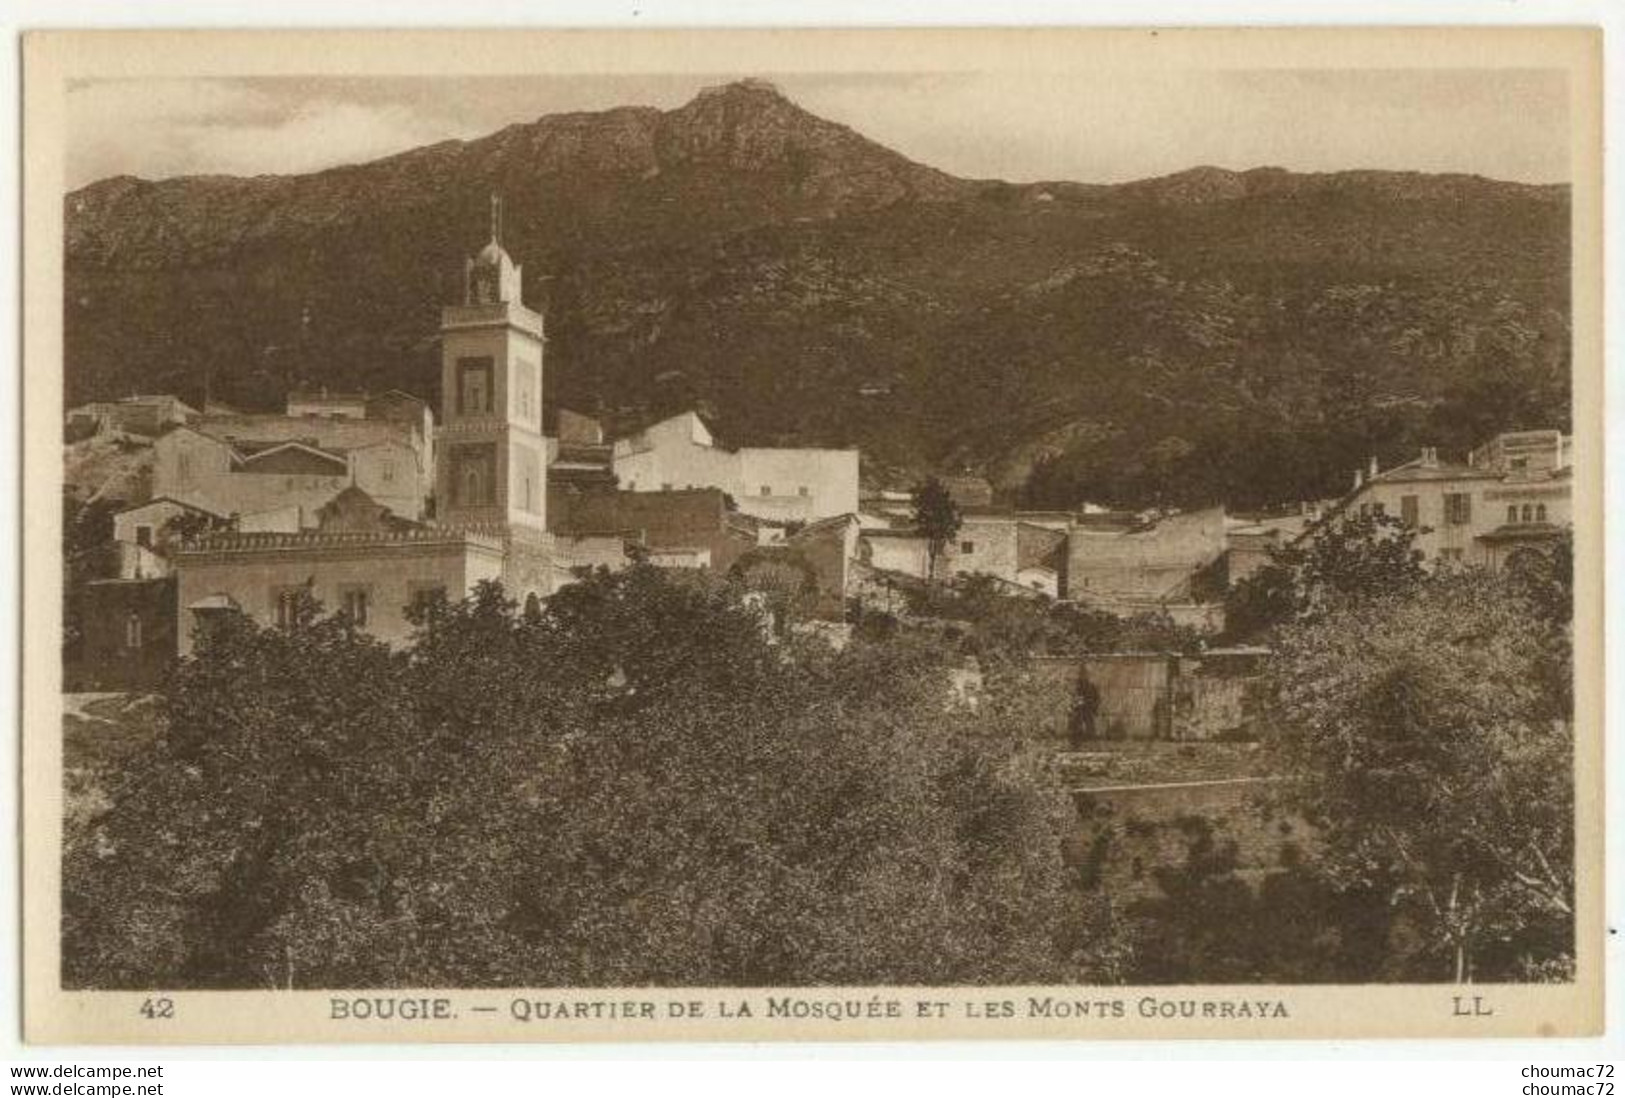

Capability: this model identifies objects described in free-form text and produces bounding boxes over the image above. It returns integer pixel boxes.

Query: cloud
[66,79,482,187]
[784,69,1570,185]
[188,100,471,178]
[69,79,274,185]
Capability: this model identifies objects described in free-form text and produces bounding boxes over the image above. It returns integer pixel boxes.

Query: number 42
[139,997,174,1019]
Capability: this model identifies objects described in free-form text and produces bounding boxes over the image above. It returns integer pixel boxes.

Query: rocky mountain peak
[638,77,966,206]
[692,77,791,103]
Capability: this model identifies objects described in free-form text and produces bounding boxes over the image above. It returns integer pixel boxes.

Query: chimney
[1368,455,1379,480]
[1419,446,1438,468]
[1353,468,1364,491]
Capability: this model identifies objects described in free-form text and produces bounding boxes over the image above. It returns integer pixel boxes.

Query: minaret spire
[490,193,503,245]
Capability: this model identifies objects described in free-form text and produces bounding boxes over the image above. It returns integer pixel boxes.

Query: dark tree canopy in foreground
[1266,555,1575,983]
[64,567,1105,989]
[1222,508,1429,644]
[63,532,1577,988]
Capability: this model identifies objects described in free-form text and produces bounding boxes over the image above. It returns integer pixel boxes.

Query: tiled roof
[177,527,504,554]
[1370,459,1500,484]
[1476,521,1567,543]
[115,496,225,519]
[288,390,369,403]
[237,441,349,470]
[197,413,412,455]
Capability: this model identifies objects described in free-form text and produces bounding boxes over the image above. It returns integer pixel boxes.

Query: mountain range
[63,78,1571,509]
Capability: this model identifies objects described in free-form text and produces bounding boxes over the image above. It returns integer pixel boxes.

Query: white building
[109,496,225,578]
[856,509,1071,599]
[152,409,432,529]
[612,411,859,523]
[66,394,198,438]
[1325,429,1572,570]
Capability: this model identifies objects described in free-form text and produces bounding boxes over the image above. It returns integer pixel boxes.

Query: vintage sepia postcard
[21,27,1603,1044]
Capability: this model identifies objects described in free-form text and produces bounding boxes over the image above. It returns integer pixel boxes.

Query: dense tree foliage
[1268,566,1574,982]
[1121,818,1379,984]
[64,566,1110,989]
[62,521,1577,988]
[158,509,233,551]
[61,488,119,662]
[1223,509,1428,642]
[1109,538,1575,985]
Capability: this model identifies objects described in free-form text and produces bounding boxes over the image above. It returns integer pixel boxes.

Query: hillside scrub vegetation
[66,84,1570,510]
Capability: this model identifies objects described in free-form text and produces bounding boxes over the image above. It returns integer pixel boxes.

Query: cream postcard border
[20,26,1605,1044]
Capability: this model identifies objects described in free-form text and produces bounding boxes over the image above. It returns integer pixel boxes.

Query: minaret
[436,196,548,537]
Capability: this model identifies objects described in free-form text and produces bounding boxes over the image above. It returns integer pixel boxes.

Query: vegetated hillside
[64,79,1571,509]
[64,434,154,505]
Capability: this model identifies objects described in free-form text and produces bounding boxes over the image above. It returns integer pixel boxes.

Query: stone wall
[1070,778,1310,903]
[859,531,929,578]
[785,518,859,620]
[1068,506,1228,603]
[946,514,1019,585]
[71,577,177,691]
[1033,648,1270,743]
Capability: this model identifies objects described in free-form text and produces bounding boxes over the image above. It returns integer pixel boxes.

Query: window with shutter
[1444,493,1472,525]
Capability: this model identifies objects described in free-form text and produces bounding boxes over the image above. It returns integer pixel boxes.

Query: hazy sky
[65,69,1571,191]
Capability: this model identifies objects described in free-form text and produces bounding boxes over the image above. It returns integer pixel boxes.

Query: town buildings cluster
[66,228,1575,693]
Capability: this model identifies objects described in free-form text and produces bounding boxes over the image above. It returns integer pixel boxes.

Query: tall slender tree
[911,476,962,588]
